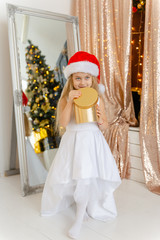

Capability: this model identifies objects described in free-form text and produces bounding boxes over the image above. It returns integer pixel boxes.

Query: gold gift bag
[74,87,98,124]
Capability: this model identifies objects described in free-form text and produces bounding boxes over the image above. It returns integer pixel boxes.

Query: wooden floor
[0,175,160,240]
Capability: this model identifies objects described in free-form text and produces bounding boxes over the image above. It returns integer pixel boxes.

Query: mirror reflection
[8,4,80,193]
[17,15,68,187]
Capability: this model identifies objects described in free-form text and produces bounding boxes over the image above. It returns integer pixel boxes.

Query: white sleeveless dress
[41,109,121,221]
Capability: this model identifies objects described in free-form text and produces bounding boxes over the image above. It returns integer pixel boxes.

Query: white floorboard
[0,175,160,240]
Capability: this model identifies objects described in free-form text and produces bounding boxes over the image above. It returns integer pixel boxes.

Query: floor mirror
[7,3,80,196]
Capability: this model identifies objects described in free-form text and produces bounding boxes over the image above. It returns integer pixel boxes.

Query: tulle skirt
[41,122,121,221]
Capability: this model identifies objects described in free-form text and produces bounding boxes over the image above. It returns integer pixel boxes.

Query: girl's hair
[55,75,102,134]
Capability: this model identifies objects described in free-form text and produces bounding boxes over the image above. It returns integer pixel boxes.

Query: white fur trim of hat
[63,61,99,80]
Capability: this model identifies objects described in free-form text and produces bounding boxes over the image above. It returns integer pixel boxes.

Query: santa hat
[64,51,105,93]
[22,91,28,106]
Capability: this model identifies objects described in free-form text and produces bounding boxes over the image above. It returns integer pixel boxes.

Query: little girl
[41,51,121,239]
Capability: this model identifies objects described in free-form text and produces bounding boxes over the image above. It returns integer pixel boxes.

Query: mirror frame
[7,3,80,196]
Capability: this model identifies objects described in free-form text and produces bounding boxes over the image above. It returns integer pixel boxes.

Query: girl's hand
[68,90,81,103]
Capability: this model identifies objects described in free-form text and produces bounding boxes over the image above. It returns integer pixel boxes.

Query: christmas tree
[25,40,62,153]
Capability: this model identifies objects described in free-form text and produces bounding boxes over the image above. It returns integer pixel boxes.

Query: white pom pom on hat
[64,51,105,94]
[98,83,105,94]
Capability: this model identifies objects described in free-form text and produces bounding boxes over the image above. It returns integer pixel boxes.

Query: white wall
[16,14,67,81]
[0,0,73,176]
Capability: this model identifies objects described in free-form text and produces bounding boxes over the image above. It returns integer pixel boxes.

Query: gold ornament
[53,86,59,91]
[137,3,142,9]
[39,119,49,127]
[45,98,49,103]
[49,93,53,98]
[141,1,144,5]
[34,110,38,114]
[42,87,48,95]
[32,103,38,111]
[34,118,39,124]
[35,97,40,103]
[41,102,50,113]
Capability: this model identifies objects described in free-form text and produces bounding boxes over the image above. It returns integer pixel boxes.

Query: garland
[132,0,146,13]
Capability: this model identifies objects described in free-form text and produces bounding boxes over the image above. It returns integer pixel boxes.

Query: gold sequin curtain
[140,0,160,194]
[72,0,137,178]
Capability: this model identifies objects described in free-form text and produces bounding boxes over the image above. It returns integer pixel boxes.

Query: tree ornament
[34,118,39,124]
[39,119,49,127]
[41,102,50,113]
[137,3,142,9]
[32,103,38,110]
[28,101,31,106]
[49,93,53,98]
[35,97,40,103]
[132,6,137,13]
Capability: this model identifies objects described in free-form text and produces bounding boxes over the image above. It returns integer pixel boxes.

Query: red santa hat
[22,91,28,106]
[64,51,105,93]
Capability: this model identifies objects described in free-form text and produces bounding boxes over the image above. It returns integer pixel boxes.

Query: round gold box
[74,87,98,124]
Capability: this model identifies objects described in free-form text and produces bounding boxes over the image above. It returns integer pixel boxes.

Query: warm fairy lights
[131,0,146,92]
[95,1,145,95]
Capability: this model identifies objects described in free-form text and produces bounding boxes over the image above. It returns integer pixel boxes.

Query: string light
[131,8,145,91]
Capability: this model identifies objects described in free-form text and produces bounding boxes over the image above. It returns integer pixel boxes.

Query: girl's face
[72,72,93,90]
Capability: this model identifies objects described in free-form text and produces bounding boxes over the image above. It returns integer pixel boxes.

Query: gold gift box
[33,128,48,142]
[33,128,48,153]
[34,141,41,154]
[74,87,98,124]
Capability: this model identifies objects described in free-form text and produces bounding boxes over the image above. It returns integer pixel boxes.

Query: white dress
[41,110,121,221]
